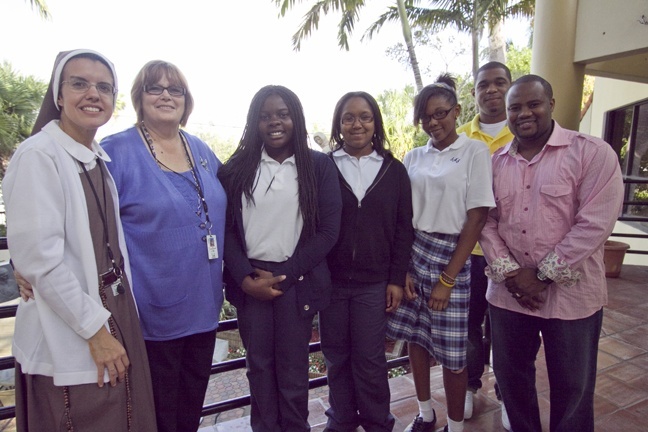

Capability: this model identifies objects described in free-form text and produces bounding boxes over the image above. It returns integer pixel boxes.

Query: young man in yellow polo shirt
[457,61,513,430]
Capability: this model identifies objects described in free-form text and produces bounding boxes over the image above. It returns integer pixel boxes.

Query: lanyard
[78,159,122,279]
[139,124,212,234]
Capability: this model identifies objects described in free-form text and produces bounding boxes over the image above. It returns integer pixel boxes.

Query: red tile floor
[201,264,648,432]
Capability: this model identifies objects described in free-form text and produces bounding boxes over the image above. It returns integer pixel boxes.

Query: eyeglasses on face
[144,85,186,97]
[419,105,456,124]
[61,78,116,96]
[341,114,374,125]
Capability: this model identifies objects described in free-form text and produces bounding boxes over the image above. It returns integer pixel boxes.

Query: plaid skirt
[386,230,470,370]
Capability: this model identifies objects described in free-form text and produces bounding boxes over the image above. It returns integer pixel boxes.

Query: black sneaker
[404,411,436,432]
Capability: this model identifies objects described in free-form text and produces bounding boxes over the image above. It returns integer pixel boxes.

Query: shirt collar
[260,147,296,165]
[332,148,382,161]
[506,120,567,157]
[44,120,111,164]
[425,132,469,153]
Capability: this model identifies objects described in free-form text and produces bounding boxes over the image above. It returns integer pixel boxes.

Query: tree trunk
[471,27,480,80]
[488,18,506,63]
[396,0,423,91]
[471,7,480,81]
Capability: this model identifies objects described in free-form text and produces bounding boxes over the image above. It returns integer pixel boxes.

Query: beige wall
[583,77,648,138]
[575,0,648,64]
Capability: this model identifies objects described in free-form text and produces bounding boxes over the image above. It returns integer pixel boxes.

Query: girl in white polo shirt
[387,74,495,432]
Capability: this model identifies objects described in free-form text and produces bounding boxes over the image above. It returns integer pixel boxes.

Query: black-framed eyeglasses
[418,104,456,124]
[144,85,186,97]
[341,114,374,125]
[61,78,116,96]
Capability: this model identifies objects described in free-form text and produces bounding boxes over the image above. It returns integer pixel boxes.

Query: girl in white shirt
[218,85,341,432]
[387,75,495,432]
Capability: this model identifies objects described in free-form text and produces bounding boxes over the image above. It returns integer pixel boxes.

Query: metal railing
[0,236,410,421]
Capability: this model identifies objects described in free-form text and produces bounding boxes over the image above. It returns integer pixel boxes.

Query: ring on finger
[512,292,522,299]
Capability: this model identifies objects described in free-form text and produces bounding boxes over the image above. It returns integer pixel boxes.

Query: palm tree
[276,1,534,86]
[274,0,424,91]
[0,62,47,178]
[368,0,535,79]
[23,0,50,19]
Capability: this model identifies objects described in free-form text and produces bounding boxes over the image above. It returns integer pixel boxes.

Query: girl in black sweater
[320,91,414,431]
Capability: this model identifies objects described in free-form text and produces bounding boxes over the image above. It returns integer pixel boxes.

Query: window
[604,98,648,221]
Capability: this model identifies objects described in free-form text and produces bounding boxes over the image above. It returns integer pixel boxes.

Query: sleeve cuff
[485,254,521,283]
[538,251,581,288]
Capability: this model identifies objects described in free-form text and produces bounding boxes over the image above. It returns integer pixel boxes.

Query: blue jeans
[467,254,489,391]
[489,305,603,432]
[319,281,395,432]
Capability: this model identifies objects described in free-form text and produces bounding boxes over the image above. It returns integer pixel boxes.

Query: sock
[417,399,434,422]
[447,418,464,432]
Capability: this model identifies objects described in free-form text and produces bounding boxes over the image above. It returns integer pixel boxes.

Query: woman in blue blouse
[101,60,226,432]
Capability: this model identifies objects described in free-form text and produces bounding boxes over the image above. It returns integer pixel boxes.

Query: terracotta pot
[603,240,630,278]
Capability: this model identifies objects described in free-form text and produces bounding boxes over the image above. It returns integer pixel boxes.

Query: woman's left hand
[385,284,403,313]
[427,281,451,311]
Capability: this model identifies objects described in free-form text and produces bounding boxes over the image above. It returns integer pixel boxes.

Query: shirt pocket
[539,184,572,221]
[494,190,514,219]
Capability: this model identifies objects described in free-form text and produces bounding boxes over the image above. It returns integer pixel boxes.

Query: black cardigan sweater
[327,153,414,287]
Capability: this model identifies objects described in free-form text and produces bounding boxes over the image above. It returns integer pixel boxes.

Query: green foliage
[376,85,419,160]
[0,62,48,178]
[505,44,532,80]
[24,0,51,19]
[195,131,238,163]
[219,299,237,321]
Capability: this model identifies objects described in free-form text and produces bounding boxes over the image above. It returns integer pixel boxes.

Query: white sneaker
[501,402,510,431]
[464,391,473,420]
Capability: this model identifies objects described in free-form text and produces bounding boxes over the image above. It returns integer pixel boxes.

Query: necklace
[140,123,208,218]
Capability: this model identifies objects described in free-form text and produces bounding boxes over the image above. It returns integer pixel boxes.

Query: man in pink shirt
[480,74,623,432]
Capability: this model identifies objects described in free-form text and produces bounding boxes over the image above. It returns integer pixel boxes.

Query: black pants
[145,330,216,432]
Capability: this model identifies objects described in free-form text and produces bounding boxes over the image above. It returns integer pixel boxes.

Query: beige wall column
[531,0,584,130]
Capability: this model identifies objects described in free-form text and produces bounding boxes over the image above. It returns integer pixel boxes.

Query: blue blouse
[102,127,226,341]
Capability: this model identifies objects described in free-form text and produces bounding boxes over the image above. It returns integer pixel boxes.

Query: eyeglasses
[418,105,456,124]
[144,85,186,97]
[61,79,116,96]
[341,114,374,125]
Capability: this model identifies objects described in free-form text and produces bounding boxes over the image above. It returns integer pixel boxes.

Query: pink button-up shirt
[480,122,624,319]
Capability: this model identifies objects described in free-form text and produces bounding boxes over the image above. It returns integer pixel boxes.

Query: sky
[2,0,529,142]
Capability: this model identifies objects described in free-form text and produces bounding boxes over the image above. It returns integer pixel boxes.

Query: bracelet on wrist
[440,271,456,285]
[438,275,455,288]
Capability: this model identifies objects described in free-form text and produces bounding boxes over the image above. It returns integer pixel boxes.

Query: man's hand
[385,284,403,313]
[241,271,286,301]
[505,268,549,311]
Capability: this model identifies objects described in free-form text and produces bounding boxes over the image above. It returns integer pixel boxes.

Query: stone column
[531,0,584,130]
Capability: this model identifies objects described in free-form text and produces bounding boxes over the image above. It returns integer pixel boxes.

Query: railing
[1,210,645,423]
[612,177,648,255]
[0,235,410,422]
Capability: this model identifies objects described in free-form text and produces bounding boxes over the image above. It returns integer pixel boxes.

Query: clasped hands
[241,268,286,301]
[504,268,548,311]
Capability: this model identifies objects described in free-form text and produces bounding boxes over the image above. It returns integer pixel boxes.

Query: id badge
[110,279,124,296]
[206,234,218,260]
[101,269,125,296]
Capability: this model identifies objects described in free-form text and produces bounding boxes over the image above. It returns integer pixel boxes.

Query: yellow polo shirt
[457,115,514,256]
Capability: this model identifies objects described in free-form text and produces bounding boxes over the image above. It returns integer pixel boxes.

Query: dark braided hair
[218,85,319,238]
[413,73,458,126]
[329,91,392,158]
